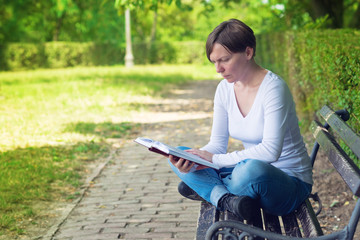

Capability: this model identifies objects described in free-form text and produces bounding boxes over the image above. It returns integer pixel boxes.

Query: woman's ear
[245,47,254,60]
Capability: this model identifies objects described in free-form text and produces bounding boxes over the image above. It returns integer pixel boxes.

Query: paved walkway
[47,80,222,240]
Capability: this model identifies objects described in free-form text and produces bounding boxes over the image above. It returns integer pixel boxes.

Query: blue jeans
[168,147,312,216]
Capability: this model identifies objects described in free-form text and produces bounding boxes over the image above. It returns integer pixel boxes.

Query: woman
[169,19,313,220]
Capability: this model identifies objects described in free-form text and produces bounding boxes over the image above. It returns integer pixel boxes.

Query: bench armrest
[205,220,347,240]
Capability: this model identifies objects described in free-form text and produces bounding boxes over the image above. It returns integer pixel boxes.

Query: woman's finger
[169,155,178,165]
[176,158,186,168]
[170,155,196,173]
[184,160,195,169]
[180,160,195,173]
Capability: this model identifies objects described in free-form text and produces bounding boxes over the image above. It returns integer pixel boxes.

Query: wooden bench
[195,105,360,240]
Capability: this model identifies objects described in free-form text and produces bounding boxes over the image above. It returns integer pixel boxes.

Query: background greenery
[1,0,359,45]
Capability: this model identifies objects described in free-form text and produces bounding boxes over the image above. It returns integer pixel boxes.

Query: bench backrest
[311,105,360,197]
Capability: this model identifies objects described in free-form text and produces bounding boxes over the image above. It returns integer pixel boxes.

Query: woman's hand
[169,155,195,173]
[185,149,214,171]
[169,149,214,173]
[186,149,214,162]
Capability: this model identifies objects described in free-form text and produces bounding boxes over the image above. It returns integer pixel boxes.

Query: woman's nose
[215,62,224,73]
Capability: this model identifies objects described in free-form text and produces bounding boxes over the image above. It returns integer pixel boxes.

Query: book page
[134,137,155,148]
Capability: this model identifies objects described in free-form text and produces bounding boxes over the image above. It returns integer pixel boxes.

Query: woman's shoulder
[262,70,293,101]
[262,70,290,93]
[264,70,286,87]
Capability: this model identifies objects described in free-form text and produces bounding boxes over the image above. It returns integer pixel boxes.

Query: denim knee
[223,159,272,197]
[231,159,268,183]
[176,145,191,151]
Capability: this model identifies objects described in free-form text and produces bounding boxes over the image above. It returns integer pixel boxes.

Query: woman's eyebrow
[211,56,230,63]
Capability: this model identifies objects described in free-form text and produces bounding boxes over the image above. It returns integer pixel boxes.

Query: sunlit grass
[0,64,216,151]
[0,64,216,235]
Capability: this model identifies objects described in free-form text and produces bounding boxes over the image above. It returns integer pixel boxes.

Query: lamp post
[125,8,134,68]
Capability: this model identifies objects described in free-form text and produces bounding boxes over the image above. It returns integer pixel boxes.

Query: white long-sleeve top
[201,70,313,185]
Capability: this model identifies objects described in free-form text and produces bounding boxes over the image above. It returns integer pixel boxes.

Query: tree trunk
[53,13,65,41]
[349,3,360,28]
[308,0,344,28]
[125,8,134,68]
[150,9,158,42]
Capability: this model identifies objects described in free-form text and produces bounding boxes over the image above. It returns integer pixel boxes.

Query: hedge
[256,29,360,161]
[0,41,206,70]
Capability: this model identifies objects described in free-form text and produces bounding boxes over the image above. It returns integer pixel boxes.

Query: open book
[134,137,219,170]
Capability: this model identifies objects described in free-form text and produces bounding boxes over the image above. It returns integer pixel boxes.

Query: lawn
[0,64,216,235]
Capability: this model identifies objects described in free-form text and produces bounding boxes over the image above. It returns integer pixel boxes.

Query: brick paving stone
[82,223,127,230]
[154,227,197,233]
[178,221,199,227]
[138,222,177,228]
[54,233,120,240]
[55,229,100,238]
[175,231,198,239]
[102,226,150,234]
[52,237,72,240]
[105,217,152,224]
[119,232,174,239]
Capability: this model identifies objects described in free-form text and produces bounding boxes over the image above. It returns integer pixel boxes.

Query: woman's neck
[234,61,265,89]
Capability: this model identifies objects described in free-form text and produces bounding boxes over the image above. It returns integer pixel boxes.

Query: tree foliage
[0,0,125,44]
[0,0,359,45]
[273,0,360,29]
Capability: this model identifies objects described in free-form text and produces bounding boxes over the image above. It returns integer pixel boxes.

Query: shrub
[44,42,92,68]
[173,41,207,64]
[0,41,206,70]
[256,29,360,138]
[3,43,45,70]
[90,43,125,66]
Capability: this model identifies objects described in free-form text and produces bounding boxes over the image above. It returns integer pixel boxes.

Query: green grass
[0,64,217,235]
[0,64,217,151]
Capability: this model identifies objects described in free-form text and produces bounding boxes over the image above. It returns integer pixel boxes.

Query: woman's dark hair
[206,19,256,61]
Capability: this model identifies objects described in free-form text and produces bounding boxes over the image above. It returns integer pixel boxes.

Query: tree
[52,0,70,41]
[198,0,360,30]
[272,0,360,29]
[0,0,125,43]
[301,0,360,28]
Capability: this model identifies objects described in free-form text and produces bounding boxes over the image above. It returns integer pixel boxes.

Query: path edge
[39,148,118,240]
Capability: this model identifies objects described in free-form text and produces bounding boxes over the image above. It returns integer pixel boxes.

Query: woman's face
[209,43,252,83]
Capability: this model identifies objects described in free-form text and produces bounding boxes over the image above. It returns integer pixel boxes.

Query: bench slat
[263,212,282,234]
[311,120,360,197]
[319,105,360,159]
[282,212,302,237]
[295,199,323,237]
[197,202,218,240]
[224,210,240,221]
[247,207,265,240]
